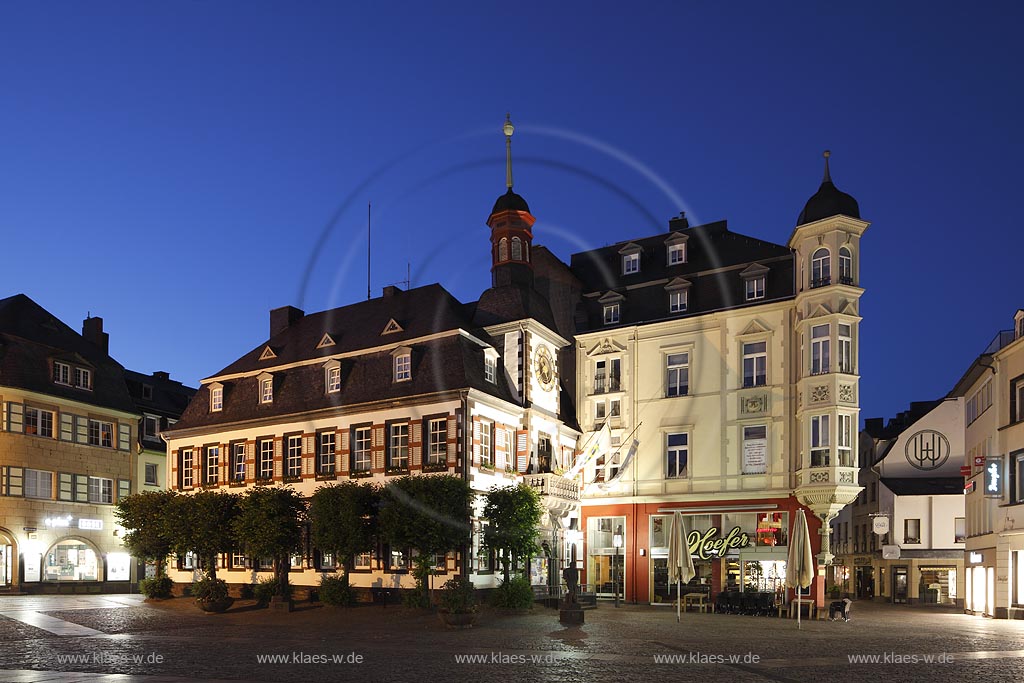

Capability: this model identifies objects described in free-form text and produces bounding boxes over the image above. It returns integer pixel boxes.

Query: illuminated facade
[573,154,867,606]
[0,296,139,593]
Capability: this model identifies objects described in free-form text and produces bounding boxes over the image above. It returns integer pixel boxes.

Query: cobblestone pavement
[0,595,1023,682]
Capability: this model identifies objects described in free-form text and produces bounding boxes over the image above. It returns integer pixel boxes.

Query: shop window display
[44,540,98,581]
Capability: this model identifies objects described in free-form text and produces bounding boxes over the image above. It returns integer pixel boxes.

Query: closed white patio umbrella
[785,508,814,629]
[668,510,695,622]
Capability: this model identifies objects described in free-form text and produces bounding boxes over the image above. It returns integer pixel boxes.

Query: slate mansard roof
[0,293,137,414]
[569,219,796,331]
[170,283,523,431]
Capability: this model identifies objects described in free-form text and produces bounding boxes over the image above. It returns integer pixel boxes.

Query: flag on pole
[597,436,639,489]
[566,421,611,479]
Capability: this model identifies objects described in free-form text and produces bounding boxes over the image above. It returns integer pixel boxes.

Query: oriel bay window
[811,324,830,374]
[838,323,853,373]
[811,247,831,288]
[810,414,831,467]
[837,414,854,466]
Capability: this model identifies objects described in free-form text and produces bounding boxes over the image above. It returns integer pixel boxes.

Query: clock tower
[487,114,536,289]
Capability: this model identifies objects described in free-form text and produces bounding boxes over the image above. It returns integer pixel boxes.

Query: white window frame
[74,367,92,390]
[427,418,447,466]
[610,399,620,417]
[326,365,341,393]
[180,449,194,488]
[668,243,686,265]
[837,413,853,466]
[24,407,55,438]
[285,435,302,477]
[742,341,767,387]
[53,361,71,385]
[231,552,247,569]
[260,377,273,404]
[394,354,411,382]
[666,352,689,397]
[839,246,853,283]
[25,469,53,499]
[232,442,246,482]
[904,518,921,544]
[622,252,639,275]
[810,414,831,467]
[484,356,496,384]
[318,431,336,475]
[669,289,687,313]
[205,446,220,485]
[257,439,274,480]
[88,419,114,448]
[838,323,853,373]
[479,420,492,468]
[811,248,831,286]
[88,476,113,504]
[143,415,159,439]
[811,324,831,375]
[603,303,620,325]
[353,551,373,571]
[388,423,409,470]
[210,386,223,412]
[745,276,766,301]
[353,426,372,472]
[666,432,689,479]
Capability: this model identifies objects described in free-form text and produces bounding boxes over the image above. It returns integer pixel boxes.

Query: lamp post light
[612,526,623,608]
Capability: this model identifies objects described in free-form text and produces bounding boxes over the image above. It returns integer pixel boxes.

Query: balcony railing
[526,473,580,502]
[839,275,855,286]
[810,276,831,289]
[593,375,621,394]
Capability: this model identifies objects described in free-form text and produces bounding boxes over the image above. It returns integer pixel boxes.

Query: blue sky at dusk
[2,1,1021,425]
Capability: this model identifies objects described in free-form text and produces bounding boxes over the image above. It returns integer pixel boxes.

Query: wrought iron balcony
[810,276,832,289]
[526,473,580,503]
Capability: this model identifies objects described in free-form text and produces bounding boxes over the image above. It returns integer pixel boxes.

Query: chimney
[82,316,109,355]
[152,371,170,381]
[863,417,884,436]
[668,211,689,231]
[382,285,402,298]
[270,305,304,338]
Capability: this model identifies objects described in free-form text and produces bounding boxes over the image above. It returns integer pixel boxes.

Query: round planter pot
[196,597,234,613]
[438,610,478,629]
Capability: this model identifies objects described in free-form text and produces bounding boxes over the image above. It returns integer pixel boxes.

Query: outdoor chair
[829,598,852,622]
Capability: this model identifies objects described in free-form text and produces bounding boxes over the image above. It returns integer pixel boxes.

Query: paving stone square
[1,595,1023,683]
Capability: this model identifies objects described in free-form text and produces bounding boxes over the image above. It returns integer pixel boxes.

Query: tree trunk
[206,554,217,582]
[276,556,289,598]
[155,556,166,579]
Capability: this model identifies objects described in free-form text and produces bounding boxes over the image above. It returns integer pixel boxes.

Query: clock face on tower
[534,345,555,391]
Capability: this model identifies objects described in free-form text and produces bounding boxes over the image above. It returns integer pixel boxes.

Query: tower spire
[504,113,515,189]
[822,149,832,183]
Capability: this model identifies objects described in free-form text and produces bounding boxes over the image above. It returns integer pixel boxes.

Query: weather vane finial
[823,149,832,183]
[504,113,515,190]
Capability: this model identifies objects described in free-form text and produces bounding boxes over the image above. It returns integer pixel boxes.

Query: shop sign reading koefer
[687,526,751,559]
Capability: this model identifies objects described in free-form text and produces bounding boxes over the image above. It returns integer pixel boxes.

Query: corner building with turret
[165,129,866,611]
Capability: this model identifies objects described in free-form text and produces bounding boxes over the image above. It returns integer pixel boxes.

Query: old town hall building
[166,126,867,608]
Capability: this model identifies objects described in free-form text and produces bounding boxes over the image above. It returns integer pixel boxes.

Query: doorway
[893,566,908,603]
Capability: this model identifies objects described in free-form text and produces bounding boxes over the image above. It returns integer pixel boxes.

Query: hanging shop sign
[964,481,976,494]
[969,552,983,564]
[984,458,1003,498]
[872,516,890,535]
[687,526,751,560]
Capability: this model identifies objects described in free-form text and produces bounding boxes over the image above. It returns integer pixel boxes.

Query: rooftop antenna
[367,201,371,301]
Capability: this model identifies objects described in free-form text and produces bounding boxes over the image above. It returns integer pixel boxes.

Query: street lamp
[612,526,623,608]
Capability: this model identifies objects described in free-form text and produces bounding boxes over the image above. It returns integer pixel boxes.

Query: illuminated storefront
[44,540,99,582]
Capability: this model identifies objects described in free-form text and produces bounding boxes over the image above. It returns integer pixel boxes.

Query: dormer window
[324,361,342,394]
[669,290,687,313]
[484,356,496,384]
[622,253,639,275]
[259,375,274,404]
[393,348,412,382]
[745,277,765,301]
[210,384,223,412]
[53,361,71,385]
[668,243,686,265]
[143,415,160,439]
[603,303,620,325]
[142,384,154,400]
[74,367,92,390]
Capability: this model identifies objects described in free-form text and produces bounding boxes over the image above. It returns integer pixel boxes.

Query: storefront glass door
[587,516,625,598]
